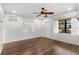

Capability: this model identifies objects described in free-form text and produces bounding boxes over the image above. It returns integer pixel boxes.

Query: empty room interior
[0,3,79,55]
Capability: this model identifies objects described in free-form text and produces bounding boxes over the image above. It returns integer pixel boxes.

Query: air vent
[8,15,18,22]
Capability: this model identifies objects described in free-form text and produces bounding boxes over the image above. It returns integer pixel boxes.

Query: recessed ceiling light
[12,10,16,13]
[68,7,72,11]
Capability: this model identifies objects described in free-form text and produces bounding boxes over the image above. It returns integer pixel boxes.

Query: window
[58,17,71,33]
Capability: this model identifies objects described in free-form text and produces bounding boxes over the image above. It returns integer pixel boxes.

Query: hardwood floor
[1,37,79,55]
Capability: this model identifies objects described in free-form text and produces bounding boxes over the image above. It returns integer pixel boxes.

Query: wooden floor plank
[1,37,79,55]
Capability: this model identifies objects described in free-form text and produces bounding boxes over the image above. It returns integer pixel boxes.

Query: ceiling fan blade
[45,12,54,14]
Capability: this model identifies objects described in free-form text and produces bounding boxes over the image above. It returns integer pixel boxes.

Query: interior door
[44,21,51,35]
[0,18,3,54]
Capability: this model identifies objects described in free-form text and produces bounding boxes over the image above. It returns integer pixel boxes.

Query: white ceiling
[1,3,78,19]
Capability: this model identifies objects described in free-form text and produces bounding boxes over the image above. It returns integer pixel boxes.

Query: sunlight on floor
[54,45,78,55]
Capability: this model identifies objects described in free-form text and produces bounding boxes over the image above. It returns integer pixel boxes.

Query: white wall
[3,16,41,43]
[45,11,79,46]
[0,4,4,54]
[70,17,79,45]
[3,17,52,43]
[71,17,79,35]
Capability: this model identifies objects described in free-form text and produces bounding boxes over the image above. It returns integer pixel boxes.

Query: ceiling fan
[34,8,54,17]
